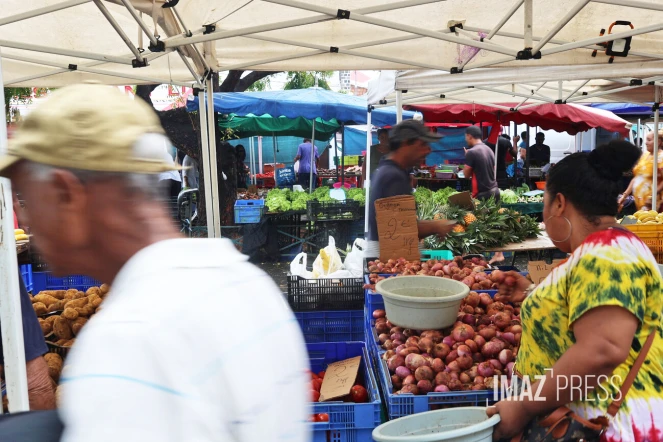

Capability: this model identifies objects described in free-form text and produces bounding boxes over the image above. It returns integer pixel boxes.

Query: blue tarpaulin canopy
[186,87,418,127]
[585,103,654,118]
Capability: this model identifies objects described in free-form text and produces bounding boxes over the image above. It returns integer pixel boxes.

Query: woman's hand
[487,399,534,441]
[495,271,532,303]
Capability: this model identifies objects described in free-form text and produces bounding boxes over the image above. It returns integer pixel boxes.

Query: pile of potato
[32,284,110,349]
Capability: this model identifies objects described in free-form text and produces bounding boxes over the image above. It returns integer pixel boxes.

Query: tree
[283,71,333,90]
[4,87,48,123]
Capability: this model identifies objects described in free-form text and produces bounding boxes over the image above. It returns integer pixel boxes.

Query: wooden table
[486,234,558,266]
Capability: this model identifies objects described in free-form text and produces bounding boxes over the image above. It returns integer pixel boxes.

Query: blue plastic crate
[33,272,101,293]
[234,199,265,224]
[20,264,33,293]
[308,342,383,442]
[296,310,364,343]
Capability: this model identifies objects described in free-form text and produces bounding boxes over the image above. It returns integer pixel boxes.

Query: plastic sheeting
[186,88,417,126]
[218,114,340,140]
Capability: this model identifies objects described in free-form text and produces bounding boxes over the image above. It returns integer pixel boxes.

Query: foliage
[265,187,366,212]
[219,127,240,142]
[4,88,48,122]
[245,76,271,92]
[283,71,333,90]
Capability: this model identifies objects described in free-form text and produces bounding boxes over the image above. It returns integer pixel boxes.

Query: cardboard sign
[448,191,475,210]
[319,356,362,402]
[527,260,564,284]
[375,195,420,261]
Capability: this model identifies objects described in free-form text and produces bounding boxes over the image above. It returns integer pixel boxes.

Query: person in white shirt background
[0,84,311,442]
[182,155,199,190]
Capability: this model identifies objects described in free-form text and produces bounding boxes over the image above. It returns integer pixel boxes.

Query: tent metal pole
[488,0,524,39]
[637,119,642,148]
[205,79,221,238]
[118,0,159,46]
[263,0,519,57]
[4,68,70,86]
[565,82,655,102]
[381,87,470,105]
[335,132,340,182]
[396,91,403,123]
[541,22,663,56]
[258,136,264,175]
[532,0,590,54]
[177,51,204,88]
[365,110,372,235]
[0,0,90,26]
[514,82,548,108]
[0,53,196,87]
[0,39,133,65]
[524,0,533,48]
[273,133,277,167]
[563,80,590,102]
[223,50,323,72]
[92,0,144,61]
[0,51,30,413]
[558,81,563,101]
[341,124,346,186]
[592,0,663,12]
[653,86,660,211]
[310,120,316,192]
[474,86,556,103]
[169,6,210,72]
[198,90,216,237]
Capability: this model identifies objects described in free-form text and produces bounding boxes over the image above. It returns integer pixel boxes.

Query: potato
[39,318,53,336]
[44,315,58,326]
[32,294,60,307]
[32,302,48,315]
[95,306,102,314]
[62,308,79,321]
[75,306,95,317]
[100,284,110,295]
[86,287,101,297]
[55,339,69,346]
[62,339,75,348]
[48,300,64,313]
[64,298,88,310]
[89,296,102,309]
[44,353,63,380]
[40,290,66,300]
[53,317,73,340]
[71,317,88,336]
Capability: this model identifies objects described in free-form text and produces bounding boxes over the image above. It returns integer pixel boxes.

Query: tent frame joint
[336,9,350,19]
[330,46,339,53]
[449,22,463,33]
[148,39,166,53]
[554,99,565,104]
[516,48,541,60]
[132,57,148,68]
[203,24,216,34]
[653,103,661,112]
[450,67,463,74]
[68,63,77,71]
[367,105,374,112]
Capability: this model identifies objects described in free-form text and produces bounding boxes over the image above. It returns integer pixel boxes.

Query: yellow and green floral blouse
[517,228,663,442]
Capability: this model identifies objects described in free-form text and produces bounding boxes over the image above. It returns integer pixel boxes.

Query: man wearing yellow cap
[0,84,310,442]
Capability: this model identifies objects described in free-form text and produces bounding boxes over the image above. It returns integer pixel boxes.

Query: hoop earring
[545,215,572,243]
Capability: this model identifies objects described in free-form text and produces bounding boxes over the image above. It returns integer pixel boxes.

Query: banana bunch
[15,229,28,242]
[627,210,663,224]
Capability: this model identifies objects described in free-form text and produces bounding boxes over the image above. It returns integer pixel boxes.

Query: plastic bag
[290,252,313,279]
[312,236,343,278]
[343,238,366,278]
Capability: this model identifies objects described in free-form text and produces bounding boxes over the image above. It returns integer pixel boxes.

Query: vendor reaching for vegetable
[365,120,456,257]
[487,140,663,442]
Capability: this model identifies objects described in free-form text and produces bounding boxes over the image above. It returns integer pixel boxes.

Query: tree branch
[220,70,244,92]
[235,71,279,92]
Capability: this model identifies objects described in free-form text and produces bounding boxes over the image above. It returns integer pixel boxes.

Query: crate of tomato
[307,342,383,442]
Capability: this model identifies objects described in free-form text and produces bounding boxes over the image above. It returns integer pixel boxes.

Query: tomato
[314,413,330,422]
[311,378,323,392]
[311,390,320,402]
[350,385,368,403]
[317,371,326,379]
[310,373,319,381]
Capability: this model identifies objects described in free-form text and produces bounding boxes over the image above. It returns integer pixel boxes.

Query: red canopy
[404,103,631,136]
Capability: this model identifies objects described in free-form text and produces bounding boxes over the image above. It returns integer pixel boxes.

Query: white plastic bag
[312,236,343,278]
[290,252,313,279]
[343,238,366,278]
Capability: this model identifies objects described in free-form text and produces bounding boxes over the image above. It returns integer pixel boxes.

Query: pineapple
[463,213,477,225]
[439,205,468,224]
[452,224,466,233]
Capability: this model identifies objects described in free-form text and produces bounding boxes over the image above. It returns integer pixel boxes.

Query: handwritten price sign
[319,356,361,402]
[375,195,420,261]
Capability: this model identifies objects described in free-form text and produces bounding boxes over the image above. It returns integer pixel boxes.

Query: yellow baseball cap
[0,83,179,176]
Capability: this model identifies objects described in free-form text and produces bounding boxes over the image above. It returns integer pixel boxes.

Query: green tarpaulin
[218,113,340,141]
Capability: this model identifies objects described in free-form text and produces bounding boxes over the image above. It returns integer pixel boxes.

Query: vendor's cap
[390,119,443,144]
[0,83,178,176]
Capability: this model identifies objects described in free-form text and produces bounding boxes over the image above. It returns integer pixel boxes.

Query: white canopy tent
[1,0,663,413]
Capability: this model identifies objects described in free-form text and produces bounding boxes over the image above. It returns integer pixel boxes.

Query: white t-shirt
[158,150,182,182]
[182,155,199,189]
[58,238,311,442]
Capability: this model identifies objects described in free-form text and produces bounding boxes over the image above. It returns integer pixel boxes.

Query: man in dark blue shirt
[366,120,456,256]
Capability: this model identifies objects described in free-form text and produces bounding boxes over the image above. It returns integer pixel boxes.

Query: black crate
[287,274,364,311]
[307,200,362,222]
[309,219,365,252]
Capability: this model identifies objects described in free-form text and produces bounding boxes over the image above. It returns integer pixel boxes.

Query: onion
[415,366,435,382]
[387,355,405,373]
[403,375,416,385]
[391,332,406,343]
[390,326,404,335]
[493,312,512,330]
[500,332,516,346]
[478,315,493,326]
[472,384,487,391]
[376,317,387,324]
[466,366,478,380]
[451,325,475,342]
[477,362,495,378]
[418,337,434,354]
[405,336,420,347]
[383,340,394,350]
[382,350,395,361]
[474,375,485,385]
[461,314,475,326]
[435,270,445,277]
[446,360,460,372]
[442,336,455,347]
[479,328,497,340]
[456,354,473,370]
[432,358,445,373]
[449,372,459,381]
[386,320,393,328]
[373,309,386,319]
[474,307,485,315]
[465,292,480,307]
[484,377,497,390]
[473,335,486,348]
[457,345,472,357]
[379,333,390,344]
[510,324,522,334]
[479,293,493,307]
[472,353,484,363]
[462,277,475,287]
[465,339,478,353]
[489,359,503,370]
[459,372,471,384]
[445,350,458,365]
[398,384,419,395]
[504,275,516,287]
[417,379,433,394]
[391,374,402,389]
[434,384,450,392]
[403,329,417,338]
[514,333,522,344]
[442,265,451,275]
[406,346,421,355]
[471,283,482,291]
[405,353,426,371]
[434,371,451,386]
[392,340,404,347]
[397,346,410,357]
[448,379,462,391]
[499,349,514,366]
[481,340,505,358]
[432,343,451,360]
[462,305,475,314]
[375,322,390,334]
[489,270,505,283]
[506,362,515,377]
[431,263,444,272]
[395,366,412,379]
